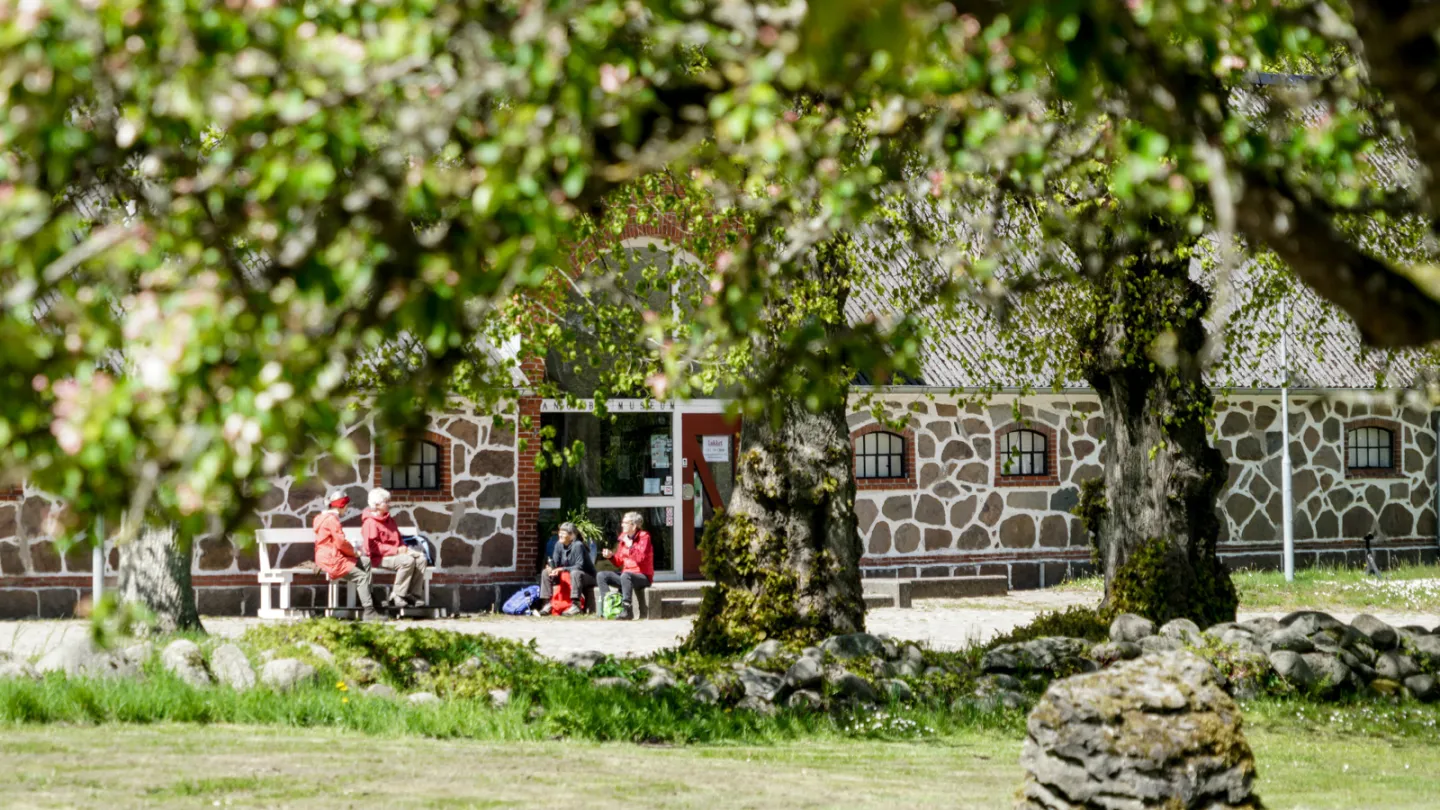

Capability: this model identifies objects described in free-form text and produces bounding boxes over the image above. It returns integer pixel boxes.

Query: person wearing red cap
[313,490,380,621]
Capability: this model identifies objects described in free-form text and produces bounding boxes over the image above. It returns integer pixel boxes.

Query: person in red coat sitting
[596,511,653,620]
[313,491,380,621]
[363,487,428,607]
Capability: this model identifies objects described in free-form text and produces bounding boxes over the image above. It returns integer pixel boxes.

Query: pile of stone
[567,632,928,713]
[975,611,1440,704]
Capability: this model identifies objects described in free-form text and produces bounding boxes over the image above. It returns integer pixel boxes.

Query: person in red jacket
[596,511,653,620]
[363,487,428,607]
[313,491,380,621]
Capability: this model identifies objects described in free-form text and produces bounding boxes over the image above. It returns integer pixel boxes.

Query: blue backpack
[502,585,541,615]
[404,534,437,566]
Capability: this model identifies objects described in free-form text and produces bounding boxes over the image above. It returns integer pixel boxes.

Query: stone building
[1,237,1436,618]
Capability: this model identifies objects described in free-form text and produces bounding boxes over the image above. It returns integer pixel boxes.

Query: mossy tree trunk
[1075,233,1237,627]
[686,236,867,653]
[116,522,205,634]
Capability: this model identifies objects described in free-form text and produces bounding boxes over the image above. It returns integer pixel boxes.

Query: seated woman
[536,521,594,615]
[362,487,428,607]
[595,511,653,620]
[313,491,380,622]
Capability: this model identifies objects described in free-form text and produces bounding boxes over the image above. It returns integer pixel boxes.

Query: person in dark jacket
[536,522,595,615]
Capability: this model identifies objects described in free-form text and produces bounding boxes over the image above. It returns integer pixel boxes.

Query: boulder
[457,656,483,677]
[161,640,211,687]
[209,643,256,691]
[1109,613,1156,644]
[301,642,336,667]
[1238,617,1282,637]
[1368,678,1404,698]
[885,679,914,703]
[820,633,887,660]
[1016,652,1262,810]
[1404,674,1440,702]
[783,657,823,691]
[260,658,315,692]
[1262,627,1314,654]
[981,637,1096,675]
[119,641,154,668]
[408,691,441,704]
[959,688,1027,713]
[488,688,511,708]
[1139,636,1183,655]
[736,695,777,716]
[1088,642,1142,666]
[563,651,606,671]
[743,639,785,666]
[738,667,784,702]
[800,646,823,660]
[36,636,137,679]
[364,684,398,699]
[1376,652,1421,681]
[786,690,824,710]
[693,681,722,704]
[350,656,384,683]
[1280,610,1343,637]
[1351,614,1398,650]
[408,658,431,676]
[1159,618,1203,645]
[1268,651,1316,690]
[639,663,676,692]
[827,670,879,704]
[1408,634,1440,670]
[1301,653,1351,694]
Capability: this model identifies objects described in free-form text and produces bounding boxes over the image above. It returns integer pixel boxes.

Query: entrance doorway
[679,413,741,579]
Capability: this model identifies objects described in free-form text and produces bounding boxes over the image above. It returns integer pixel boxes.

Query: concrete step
[863,593,896,610]
[647,581,711,600]
[862,575,1008,608]
[659,597,703,619]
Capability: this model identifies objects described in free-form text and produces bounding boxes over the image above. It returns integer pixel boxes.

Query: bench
[255,526,435,619]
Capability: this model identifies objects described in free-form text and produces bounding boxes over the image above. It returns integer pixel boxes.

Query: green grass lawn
[2,720,1438,809]
[1057,564,1440,614]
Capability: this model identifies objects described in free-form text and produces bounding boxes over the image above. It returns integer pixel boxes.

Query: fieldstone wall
[0,404,521,618]
[852,393,1440,587]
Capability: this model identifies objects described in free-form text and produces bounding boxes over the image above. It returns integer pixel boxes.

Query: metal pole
[1280,296,1295,582]
[91,517,104,604]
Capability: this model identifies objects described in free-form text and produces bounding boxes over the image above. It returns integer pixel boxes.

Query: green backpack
[600,591,625,619]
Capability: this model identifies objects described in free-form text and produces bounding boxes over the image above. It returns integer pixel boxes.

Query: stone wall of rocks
[0,405,520,618]
[852,393,1440,587]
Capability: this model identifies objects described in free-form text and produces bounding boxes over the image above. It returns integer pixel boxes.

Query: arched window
[1346,423,1397,475]
[382,440,443,491]
[854,431,907,480]
[1000,429,1048,477]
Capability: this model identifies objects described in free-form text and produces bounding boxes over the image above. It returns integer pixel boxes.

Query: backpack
[600,591,624,619]
[404,534,437,566]
[502,585,541,615]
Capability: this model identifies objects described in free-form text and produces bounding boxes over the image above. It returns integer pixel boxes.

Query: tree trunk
[1079,245,1237,627]
[686,392,867,653]
[117,523,205,634]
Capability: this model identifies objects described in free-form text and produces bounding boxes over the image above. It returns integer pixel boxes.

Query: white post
[91,517,105,604]
[1280,296,1295,582]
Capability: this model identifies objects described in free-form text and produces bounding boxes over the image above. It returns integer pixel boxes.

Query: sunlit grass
[1052,565,1440,614]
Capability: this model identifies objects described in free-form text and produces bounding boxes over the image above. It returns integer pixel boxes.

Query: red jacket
[362,508,406,561]
[313,511,356,579]
[613,530,654,580]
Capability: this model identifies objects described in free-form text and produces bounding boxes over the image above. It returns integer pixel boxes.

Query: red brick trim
[373,430,453,502]
[0,484,21,502]
[994,422,1060,487]
[1344,418,1403,479]
[515,398,543,576]
[851,424,917,491]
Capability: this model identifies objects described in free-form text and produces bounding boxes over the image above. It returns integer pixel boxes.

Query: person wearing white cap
[313,490,381,621]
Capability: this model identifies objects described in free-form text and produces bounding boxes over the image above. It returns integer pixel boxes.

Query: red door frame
[679,413,741,579]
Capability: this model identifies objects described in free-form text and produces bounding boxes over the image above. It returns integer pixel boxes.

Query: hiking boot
[562,605,581,616]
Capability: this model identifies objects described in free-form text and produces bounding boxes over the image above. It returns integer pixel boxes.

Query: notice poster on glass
[650,434,671,469]
[702,435,731,463]
[643,478,661,495]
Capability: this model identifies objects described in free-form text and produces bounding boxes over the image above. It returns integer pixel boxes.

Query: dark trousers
[540,568,595,604]
[596,571,649,614]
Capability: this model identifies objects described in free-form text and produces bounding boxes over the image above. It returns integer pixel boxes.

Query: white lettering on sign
[702,435,731,463]
[540,399,675,413]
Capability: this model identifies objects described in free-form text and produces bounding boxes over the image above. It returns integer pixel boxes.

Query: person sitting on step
[362,487,428,608]
[596,511,653,620]
[313,491,380,621]
[536,521,595,616]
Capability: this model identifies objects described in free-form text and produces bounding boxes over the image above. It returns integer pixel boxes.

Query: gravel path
[1,589,1435,661]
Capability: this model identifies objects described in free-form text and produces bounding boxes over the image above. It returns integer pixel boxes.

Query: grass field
[3,720,1439,809]
[1057,564,1440,614]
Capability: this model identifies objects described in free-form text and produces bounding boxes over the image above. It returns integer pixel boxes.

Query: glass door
[679,412,741,579]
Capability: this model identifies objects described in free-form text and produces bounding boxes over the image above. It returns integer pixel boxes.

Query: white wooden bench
[255,526,435,619]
